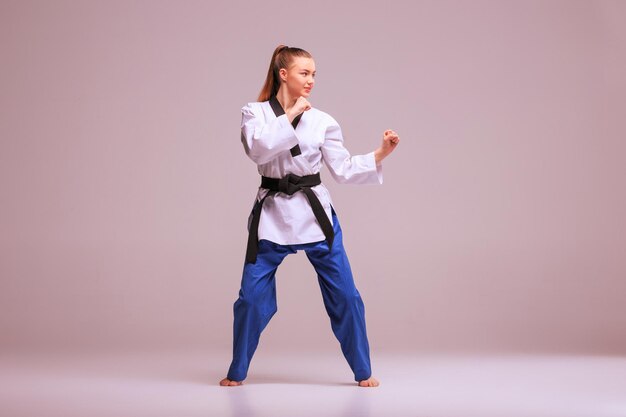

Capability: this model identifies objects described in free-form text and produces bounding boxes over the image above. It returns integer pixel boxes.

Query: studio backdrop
[0,0,624,356]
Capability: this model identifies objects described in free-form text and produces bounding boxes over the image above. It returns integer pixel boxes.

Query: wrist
[374,148,383,164]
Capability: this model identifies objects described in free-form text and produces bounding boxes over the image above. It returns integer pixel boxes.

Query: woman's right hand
[286,97,311,121]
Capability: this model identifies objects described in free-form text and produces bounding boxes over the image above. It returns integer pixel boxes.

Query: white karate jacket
[241,100,383,245]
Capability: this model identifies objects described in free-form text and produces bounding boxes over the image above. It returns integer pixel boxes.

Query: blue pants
[226,206,373,382]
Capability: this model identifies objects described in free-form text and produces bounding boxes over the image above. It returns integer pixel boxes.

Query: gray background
[1,0,625,356]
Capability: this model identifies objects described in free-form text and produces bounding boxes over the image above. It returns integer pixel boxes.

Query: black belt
[245,172,334,264]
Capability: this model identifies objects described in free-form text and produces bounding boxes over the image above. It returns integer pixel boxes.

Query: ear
[279,68,287,82]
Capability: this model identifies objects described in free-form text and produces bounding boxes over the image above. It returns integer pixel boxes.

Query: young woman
[220,45,399,388]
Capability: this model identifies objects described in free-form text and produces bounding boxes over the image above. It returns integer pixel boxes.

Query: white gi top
[241,100,383,245]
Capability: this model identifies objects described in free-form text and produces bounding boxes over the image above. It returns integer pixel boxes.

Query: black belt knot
[279,174,300,194]
[245,172,334,264]
[261,173,314,195]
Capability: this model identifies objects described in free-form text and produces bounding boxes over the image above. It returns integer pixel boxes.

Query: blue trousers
[226,206,373,382]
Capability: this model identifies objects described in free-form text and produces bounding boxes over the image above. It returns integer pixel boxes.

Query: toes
[358,378,380,387]
[220,378,243,386]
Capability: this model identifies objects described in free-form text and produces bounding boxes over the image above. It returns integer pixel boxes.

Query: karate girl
[220,45,399,388]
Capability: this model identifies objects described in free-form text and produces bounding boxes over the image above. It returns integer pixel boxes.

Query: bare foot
[358,376,380,387]
[219,377,244,386]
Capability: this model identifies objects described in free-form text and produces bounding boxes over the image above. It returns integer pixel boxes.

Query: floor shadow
[152,369,354,387]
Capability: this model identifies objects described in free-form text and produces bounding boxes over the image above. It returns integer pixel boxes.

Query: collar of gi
[269,95,303,157]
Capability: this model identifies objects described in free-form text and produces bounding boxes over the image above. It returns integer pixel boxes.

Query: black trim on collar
[269,95,302,157]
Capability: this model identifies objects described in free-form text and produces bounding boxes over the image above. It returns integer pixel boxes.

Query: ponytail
[257,44,312,102]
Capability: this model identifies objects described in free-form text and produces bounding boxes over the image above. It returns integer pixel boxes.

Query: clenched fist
[286,97,312,122]
[374,129,400,164]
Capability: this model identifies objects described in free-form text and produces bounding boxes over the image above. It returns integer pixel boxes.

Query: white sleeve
[240,103,299,165]
[321,115,383,185]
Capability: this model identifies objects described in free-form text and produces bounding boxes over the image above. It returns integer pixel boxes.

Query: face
[280,56,316,98]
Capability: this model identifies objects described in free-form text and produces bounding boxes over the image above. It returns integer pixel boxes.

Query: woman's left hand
[374,129,400,164]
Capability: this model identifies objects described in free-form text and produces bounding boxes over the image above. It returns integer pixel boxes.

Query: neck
[275,87,297,112]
